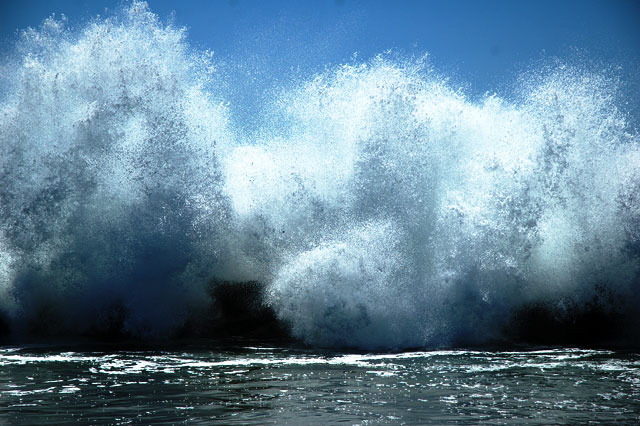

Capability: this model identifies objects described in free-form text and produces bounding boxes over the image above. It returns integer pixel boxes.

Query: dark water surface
[1,344,638,425]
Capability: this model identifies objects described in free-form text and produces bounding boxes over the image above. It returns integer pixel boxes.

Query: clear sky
[1,0,639,122]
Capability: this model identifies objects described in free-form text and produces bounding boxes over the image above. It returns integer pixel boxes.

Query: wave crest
[1,2,639,348]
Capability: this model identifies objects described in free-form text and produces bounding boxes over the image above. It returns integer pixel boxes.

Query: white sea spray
[1,2,638,348]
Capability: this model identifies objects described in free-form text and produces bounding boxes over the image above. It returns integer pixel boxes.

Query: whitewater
[1,1,639,351]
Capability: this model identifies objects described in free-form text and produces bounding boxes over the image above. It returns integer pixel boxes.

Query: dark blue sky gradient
[1,0,639,123]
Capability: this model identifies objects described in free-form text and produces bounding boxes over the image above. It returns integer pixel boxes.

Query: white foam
[1,2,638,348]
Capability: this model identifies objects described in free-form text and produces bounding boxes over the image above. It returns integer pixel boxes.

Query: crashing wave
[1,2,638,348]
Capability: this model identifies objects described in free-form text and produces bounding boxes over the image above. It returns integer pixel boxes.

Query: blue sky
[1,0,639,121]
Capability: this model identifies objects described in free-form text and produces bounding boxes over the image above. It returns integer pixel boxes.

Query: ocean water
[0,1,639,423]
[1,344,639,425]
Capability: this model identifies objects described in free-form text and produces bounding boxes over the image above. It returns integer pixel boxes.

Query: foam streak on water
[1,2,639,349]
[0,346,639,424]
